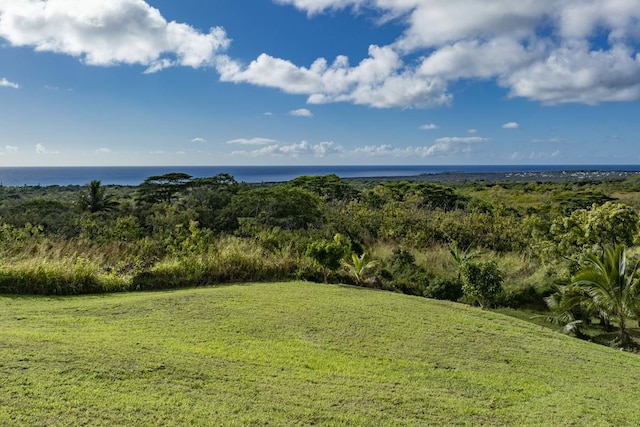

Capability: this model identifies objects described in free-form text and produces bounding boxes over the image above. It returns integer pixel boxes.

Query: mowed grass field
[2,282,640,426]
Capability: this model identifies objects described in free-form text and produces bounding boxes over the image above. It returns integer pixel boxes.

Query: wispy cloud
[232,140,342,157]
[419,123,439,130]
[288,108,313,117]
[35,143,59,155]
[5,145,18,153]
[226,137,277,145]
[434,137,491,144]
[95,148,112,154]
[502,122,520,129]
[0,77,20,89]
[418,136,491,157]
[191,137,207,143]
[531,137,567,144]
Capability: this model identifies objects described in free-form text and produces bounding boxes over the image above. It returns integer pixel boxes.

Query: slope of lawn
[2,281,640,426]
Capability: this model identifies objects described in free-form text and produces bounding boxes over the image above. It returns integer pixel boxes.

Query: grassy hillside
[2,282,640,426]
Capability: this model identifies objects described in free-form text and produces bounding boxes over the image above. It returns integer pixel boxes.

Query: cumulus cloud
[226,137,277,145]
[191,137,207,143]
[218,45,451,108]
[232,140,342,157]
[468,129,478,134]
[288,108,313,117]
[240,0,640,107]
[502,122,520,129]
[420,123,438,130]
[4,0,640,106]
[0,0,230,72]
[5,145,18,153]
[0,77,20,89]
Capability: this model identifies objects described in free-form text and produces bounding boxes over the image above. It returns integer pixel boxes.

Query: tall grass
[0,257,127,295]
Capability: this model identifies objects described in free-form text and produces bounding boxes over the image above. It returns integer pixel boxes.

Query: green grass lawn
[2,282,640,426]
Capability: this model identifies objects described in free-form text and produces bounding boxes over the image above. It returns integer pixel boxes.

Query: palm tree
[78,180,118,213]
[568,245,640,347]
[344,252,377,286]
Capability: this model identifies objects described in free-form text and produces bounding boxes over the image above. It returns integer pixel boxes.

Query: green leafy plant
[344,252,377,286]
[461,260,504,308]
[78,180,118,213]
[305,235,348,283]
[557,245,640,347]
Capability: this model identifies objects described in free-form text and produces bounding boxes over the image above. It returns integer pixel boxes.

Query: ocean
[0,165,639,187]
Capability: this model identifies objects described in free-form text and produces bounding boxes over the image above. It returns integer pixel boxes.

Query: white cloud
[5,0,640,106]
[0,0,230,72]
[504,42,640,105]
[95,147,112,154]
[350,139,488,158]
[226,137,277,145]
[5,145,18,153]
[256,0,640,106]
[218,45,451,108]
[467,129,478,134]
[191,137,207,143]
[263,112,273,116]
[502,122,520,129]
[511,150,562,161]
[35,143,59,155]
[417,136,491,157]
[353,144,415,157]
[232,140,342,157]
[288,108,313,117]
[0,77,20,89]
[531,138,567,144]
[419,123,438,130]
[434,136,491,144]
[274,0,366,16]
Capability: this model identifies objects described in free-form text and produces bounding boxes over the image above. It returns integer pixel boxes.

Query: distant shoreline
[1,165,640,186]
[354,169,640,184]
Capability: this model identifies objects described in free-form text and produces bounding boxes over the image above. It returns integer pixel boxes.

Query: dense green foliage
[3,171,640,347]
[548,245,640,346]
[4,282,640,425]
[461,261,505,308]
[78,180,118,213]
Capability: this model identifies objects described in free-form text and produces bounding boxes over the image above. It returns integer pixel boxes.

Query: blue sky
[1,0,640,166]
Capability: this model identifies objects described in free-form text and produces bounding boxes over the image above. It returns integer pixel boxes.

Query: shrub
[423,278,463,302]
[461,261,504,308]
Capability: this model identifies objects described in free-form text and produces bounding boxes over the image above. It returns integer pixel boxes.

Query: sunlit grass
[2,282,640,425]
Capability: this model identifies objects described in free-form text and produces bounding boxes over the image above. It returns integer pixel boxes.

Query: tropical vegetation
[3,172,640,349]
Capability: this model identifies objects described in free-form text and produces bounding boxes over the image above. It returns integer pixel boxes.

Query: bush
[393,273,429,296]
[461,261,504,308]
[423,278,463,302]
